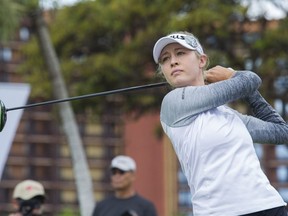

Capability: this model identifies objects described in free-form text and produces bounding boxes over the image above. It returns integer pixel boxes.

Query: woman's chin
[172,81,189,88]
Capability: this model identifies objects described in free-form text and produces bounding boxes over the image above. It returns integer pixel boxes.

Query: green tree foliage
[19,0,258,115]
[250,18,288,100]
[0,0,23,41]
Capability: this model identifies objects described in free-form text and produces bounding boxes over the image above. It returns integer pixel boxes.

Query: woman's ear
[199,54,208,68]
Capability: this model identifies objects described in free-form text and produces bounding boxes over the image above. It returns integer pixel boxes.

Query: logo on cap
[169,34,198,49]
[169,34,185,40]
[185,36,198,48]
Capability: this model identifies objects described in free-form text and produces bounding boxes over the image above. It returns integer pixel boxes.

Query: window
[275,145,288,160]
[178,169,188,183]
[278,188,288,202]
[177,168,193,215]
[244,59,253,70]
[19,27,30,41]
[0,47,12,62]
[254,143,263,159]
[277,166,288,182]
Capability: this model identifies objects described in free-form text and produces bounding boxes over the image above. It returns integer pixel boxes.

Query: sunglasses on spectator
[111,168,131,175]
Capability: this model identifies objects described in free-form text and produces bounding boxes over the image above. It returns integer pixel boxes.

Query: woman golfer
[153,31,288,216]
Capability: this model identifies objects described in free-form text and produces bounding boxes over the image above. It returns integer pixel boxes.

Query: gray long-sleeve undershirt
[160,70,288,144]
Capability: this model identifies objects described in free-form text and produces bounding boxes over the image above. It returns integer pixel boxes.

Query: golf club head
[0,100,7,132]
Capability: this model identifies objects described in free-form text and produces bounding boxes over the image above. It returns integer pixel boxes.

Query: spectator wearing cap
[92,155,158,216]
[9,180,45,216]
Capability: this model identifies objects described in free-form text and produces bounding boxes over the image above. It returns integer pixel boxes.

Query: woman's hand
[204,65,235,84]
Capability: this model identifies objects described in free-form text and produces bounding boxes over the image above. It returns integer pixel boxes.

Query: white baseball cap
[111,155,136,171]
[153,33,204,63]
[13,180,45,200]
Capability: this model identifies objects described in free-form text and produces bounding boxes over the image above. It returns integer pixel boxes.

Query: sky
[41,0,288,20]
[242,0,288,20]
[40,0,82,8]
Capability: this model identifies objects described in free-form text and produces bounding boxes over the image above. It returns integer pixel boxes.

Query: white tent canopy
[0,83,30,180]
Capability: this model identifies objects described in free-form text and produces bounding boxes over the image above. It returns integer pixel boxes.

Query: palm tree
[0,1,95,215]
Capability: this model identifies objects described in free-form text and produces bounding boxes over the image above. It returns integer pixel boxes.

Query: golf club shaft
[6,82,167,112]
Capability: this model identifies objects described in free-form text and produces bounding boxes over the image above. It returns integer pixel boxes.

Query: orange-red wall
[124,113,164,216]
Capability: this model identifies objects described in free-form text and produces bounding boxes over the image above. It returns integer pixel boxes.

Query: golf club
[0,82,167,132]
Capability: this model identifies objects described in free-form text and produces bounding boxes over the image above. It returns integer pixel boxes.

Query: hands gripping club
[0,100,7,132]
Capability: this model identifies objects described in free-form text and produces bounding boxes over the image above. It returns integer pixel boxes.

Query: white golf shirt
[160,71,288,216]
